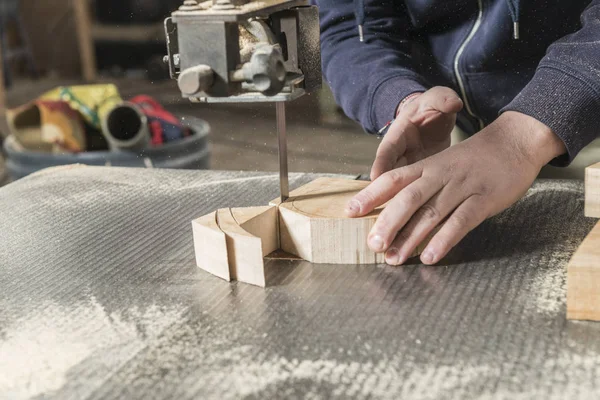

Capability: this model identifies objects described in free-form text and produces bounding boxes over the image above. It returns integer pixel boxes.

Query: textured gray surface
[1,166,600,399]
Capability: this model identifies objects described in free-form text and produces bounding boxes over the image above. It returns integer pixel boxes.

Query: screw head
[163,54,180,67]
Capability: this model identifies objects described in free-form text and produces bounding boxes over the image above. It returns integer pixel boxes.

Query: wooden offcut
[192,206,277,287]
[192,178,433,286]
[585,162,600,217]
[192,211,230,281]
[219,206,278,287]
[567,221,600,321]
[567,162,600,321]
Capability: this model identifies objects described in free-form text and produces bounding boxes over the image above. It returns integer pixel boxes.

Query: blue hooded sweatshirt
[318,0,600,165]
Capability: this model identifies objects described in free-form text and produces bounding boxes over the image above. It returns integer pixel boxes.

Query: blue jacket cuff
[500,65,600,167]
[369,76,428,134]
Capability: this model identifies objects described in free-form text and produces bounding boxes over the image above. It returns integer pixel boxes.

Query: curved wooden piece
[217,206,278,287]
[567,220,600,321]
[232,206,279,252]
[191,211,230,281]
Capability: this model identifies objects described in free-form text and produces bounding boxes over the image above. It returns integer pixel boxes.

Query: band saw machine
[163,0,322,201]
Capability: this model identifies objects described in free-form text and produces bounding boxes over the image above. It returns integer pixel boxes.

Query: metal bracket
[164,17,180,79]
[190,74,305,103]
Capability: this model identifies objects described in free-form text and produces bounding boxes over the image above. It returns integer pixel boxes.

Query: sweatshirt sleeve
[501,2,600,166]
[319,0,429,133]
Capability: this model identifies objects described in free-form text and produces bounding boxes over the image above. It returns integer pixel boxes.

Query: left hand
[346,111,566,265]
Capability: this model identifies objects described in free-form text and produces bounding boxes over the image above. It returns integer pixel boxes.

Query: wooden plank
[72,0,97,82]
[217,207,278,287]
[567,220,600,320]
[585,162,600,218]
[191,211,231,281]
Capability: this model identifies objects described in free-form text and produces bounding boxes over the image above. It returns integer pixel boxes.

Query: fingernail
[345,199,361,216]
[369,234,385,252]
[397,252,407,265]
[421,249,435,264]
[385,248,400,265]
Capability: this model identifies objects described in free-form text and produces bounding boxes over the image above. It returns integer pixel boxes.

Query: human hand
[348,111,567,265]
[371,86,463,181]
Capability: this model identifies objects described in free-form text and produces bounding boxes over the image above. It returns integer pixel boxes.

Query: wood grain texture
[271,177,429,264]
[232,206,279,253]
[585,162,600,218]
[567,220,600,321]
[270,178,380,263]
[191,211,230,281]
[193,178,435,286]
[278,206,312,261]
[218,207,278,287]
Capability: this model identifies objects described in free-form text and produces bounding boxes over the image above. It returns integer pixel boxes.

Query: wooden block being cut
[585,162,600,217]
[567,220,600,321]
[192,211,230,281]
[271,177,428,264]
[217,206,278,287]
[192,178,436,286]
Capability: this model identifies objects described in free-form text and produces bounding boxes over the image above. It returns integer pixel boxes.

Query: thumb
[370,119,411,180]
[406,86,463,117]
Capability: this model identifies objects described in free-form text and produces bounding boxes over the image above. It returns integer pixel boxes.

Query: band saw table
[2,166,600,399]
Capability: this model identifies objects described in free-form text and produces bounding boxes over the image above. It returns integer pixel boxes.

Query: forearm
[501,1,600,165]
[484,111,566,169]
[319,0,429,133]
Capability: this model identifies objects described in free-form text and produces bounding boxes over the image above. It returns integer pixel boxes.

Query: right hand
[370,86,464,180]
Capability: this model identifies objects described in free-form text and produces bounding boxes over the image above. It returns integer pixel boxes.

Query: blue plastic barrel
[3,116,210,181]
